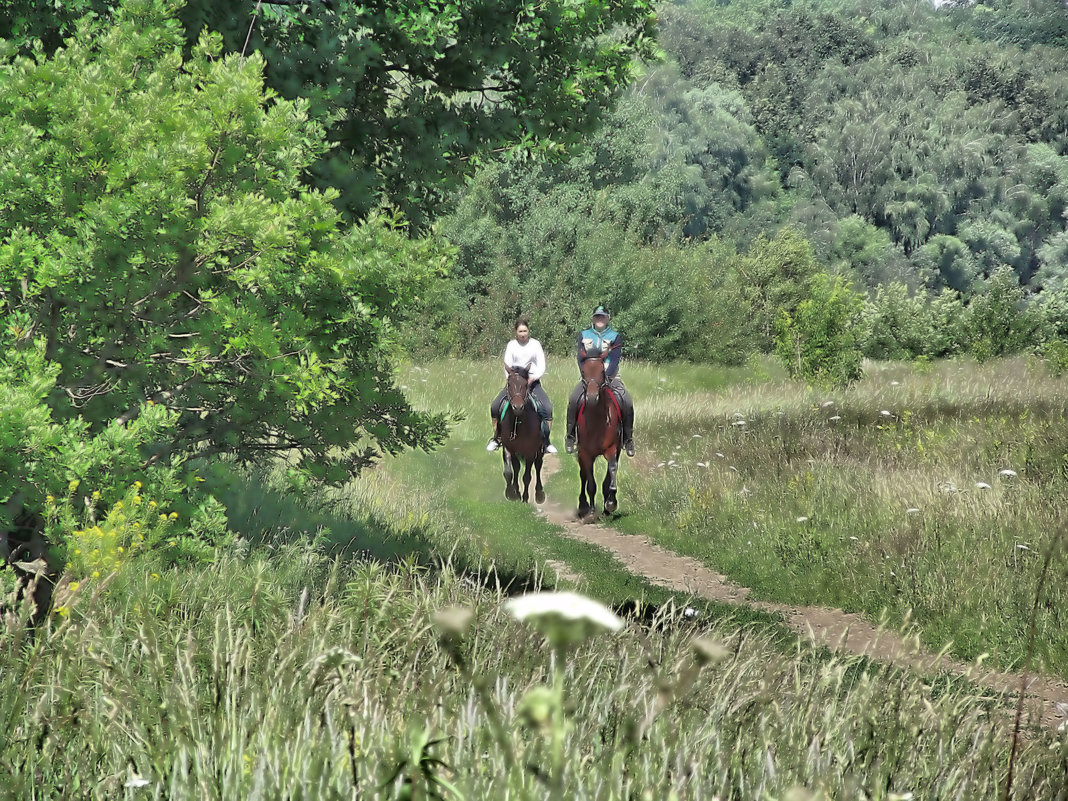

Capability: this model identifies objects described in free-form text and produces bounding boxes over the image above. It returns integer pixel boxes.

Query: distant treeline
[418,0,1068,370]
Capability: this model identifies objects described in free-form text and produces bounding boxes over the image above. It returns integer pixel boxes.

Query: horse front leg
[533,453,545,505]
[577,454,596,518]
[603,454,619,515]
[521,457,534,502]
[503,450,519,500]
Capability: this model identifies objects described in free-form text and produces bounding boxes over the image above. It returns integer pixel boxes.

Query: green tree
[963,265,1042,360]
[775,272,865,388]
[2,0,658,227]
[0,1,450,486]
[739,228,821,351]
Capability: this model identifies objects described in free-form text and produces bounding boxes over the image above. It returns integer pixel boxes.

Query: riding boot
[486,421,501,452]
[543,421,558,454]
[564,398,578,453]
[622,400,635,457]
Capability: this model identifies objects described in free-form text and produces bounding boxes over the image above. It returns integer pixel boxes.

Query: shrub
[963,265,1042,360]
[776,272,864,387]
[0,347,232,576]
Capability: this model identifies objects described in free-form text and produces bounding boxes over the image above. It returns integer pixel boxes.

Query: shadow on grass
[214,466,546,598]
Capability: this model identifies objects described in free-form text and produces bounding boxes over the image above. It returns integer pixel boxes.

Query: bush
[962,265,1042,361]
[0,347,232,577]
[775,272,864,387]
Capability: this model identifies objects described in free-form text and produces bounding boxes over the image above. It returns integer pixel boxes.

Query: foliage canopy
[2,0,659,226]
[0,1,450,486]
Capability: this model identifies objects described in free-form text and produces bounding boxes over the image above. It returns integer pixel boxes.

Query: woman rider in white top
[487,319,558,454]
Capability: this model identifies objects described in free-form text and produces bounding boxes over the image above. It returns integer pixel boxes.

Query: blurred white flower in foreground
[999,469,1017,477]
[975,482,991,490]
[125,777,151,789]
[505,592,623,648]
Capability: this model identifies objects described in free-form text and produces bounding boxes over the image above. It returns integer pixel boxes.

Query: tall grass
[607,355,1068,676]
[3,550,1065,799]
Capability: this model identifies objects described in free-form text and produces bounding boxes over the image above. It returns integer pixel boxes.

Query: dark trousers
[566,376,633,443]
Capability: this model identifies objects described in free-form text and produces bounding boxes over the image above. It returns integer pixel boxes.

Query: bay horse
[500,370,546,503]
[575,352,622,517]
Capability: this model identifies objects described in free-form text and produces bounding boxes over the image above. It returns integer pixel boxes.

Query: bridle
[580,356,608,402]
[505,371,531,440]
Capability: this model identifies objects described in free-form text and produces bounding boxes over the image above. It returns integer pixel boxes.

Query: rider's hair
[515,318,530,331]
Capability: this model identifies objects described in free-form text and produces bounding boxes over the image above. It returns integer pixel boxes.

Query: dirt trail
[533,456,1068,732]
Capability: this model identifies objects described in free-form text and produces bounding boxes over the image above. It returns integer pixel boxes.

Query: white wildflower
[125,777,151,789]
[829,415,841,422]
[975,482,991,490]
[505,591,624,649]
[732,420,747,427]
[796,516,809,523]
[906,508,920,514]
[880,410,892,417]
[820,400,834,408]
[999,469,1017,477]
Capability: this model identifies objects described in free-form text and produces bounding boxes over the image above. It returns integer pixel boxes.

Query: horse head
[506,370,529,414]
[580,350,607,404]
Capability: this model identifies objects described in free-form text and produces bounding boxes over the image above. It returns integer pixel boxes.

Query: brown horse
[500,370,546,503]
[575,353,622,517]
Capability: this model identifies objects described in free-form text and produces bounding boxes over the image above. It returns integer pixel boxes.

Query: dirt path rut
[534,456,1068,732]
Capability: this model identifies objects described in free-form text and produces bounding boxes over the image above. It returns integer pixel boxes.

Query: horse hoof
[535,490,546,504]
[604,499,617,514]
[577,505,590,518]
[505,487,519,500]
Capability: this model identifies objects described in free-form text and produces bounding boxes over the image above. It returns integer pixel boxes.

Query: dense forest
[428,0,1068,377]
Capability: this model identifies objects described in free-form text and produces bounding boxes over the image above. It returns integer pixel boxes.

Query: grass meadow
[5,353,1068,797]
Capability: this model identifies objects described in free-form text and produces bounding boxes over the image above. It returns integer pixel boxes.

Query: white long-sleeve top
[502,338,547,382]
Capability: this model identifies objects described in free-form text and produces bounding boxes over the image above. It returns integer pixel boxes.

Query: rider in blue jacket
[564,306,635,457]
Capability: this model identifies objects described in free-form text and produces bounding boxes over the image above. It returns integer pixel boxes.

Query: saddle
[499,390,541,421]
